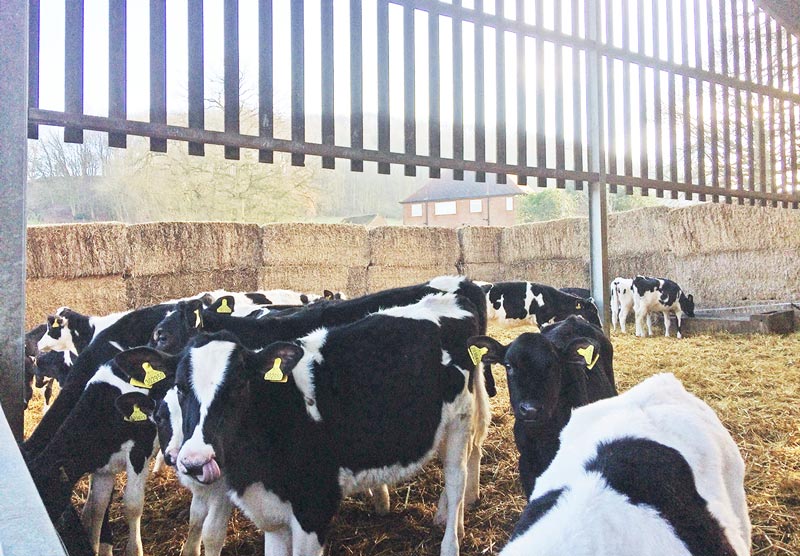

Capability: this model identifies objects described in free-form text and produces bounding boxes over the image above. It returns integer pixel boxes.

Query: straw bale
[26,223,127,279]
[460,263,509,284]
[26,276,127,329]
[368,226,460,267]
[668,203,800,257]
[500,218,589,263]
[262,223,370,267]
[125,222,262,276]
[504,259,589,289]
[608,253,677,283]
[126,269,259,308]
[365,265,459,293]
[608,206,672,257]
[259,264,367,298]
[672,249,800,308]
[458,226,504,263]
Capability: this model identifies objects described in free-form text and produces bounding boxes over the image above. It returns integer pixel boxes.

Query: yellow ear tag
[264,357,288,383]
[469,345,489,366]
[125,404,148,423]
[576,302,582,310]
[217,299,233,314]
[130,362,167,389]
[51,320,60,328]
[577,345,600,370]
[194,309,202,328]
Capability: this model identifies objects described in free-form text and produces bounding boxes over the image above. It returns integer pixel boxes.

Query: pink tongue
[200,459,221,483]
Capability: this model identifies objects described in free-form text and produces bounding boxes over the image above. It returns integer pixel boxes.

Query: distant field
[25,326,800,555]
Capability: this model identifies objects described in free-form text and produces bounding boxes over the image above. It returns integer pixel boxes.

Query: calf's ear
[251,342,305,383]
[180,298,206,329]
[114,347,178,390]
[561,338,601,371]
[209,295,235,314]
[467,335,507,365]
[323,289,334,300]
[115,392,156,424]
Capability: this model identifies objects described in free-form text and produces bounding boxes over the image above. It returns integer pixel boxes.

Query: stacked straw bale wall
[23,203,800,328]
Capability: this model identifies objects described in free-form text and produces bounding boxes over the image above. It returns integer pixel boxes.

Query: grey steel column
[585,0,610,330]
[0,0,29,439]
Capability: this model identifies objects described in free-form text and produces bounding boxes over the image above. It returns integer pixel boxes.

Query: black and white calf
[609,277,635,333]
[37,306,130,356]
[484,281,602,329]
[27,347,176,556]
[469,316,616,497]
[501,373,751,556]
[24,302,176,459]
[172,292,489,556]
[154,388,233,556]
[632,275,695,338]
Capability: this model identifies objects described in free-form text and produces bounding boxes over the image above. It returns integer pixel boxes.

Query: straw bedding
[24,327,800,555]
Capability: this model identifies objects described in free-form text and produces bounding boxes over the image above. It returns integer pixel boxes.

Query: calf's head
[469,332,602,433]
[174,332,304,485]
[38,310,77,354]
[149,298,206,353]
[679,292,695,317]
[570,297,602,329]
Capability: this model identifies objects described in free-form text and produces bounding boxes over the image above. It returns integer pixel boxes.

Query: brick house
[400,173,524,227]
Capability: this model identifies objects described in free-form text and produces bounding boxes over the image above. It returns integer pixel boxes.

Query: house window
[506,197,514,211]
[434,201,457,215]
[411,204,423,217]
[469,199,483,213]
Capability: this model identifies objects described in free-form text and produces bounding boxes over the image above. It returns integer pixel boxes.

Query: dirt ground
[25,326,800,555]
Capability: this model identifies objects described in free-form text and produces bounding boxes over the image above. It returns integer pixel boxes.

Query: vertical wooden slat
[224,0,239,160]
[428,9,440,179]
[453,0,464,181]
[321,0,335,169]
[377,0,390,174]
[149,0,167,152]
[777,24,786,206]
[259,0,274,163]
[474,0,485,182]
[535,0,546,187]
[754,8,766,204]
[790,36,798,203]
[187,0,204,156]
[766,17,776,205]
[621,0,632,193]
[667,1,678,198]
[28,0,40,139]
[693,0,705,200]
[605,0,617,192]
[108,0,127,148]
[290,0,305,166]
[349,0,363,171]
[549,2,562,188]
[742,1,754,203]
[652,0,664,196]
[720,0,731,203]
[516,0,527,185]
[64,0,84,144]
[732,0,744,202]
[572,0,583,189]
[637,0,648,195]
[680,0,692,196]
[495,1,506,185]
[708,0,720,194]
[403,5,416,176]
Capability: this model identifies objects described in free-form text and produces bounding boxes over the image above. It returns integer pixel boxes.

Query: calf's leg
[82,472,115,556]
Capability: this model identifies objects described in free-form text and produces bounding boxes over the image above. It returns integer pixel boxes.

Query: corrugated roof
[400,172,524,203]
